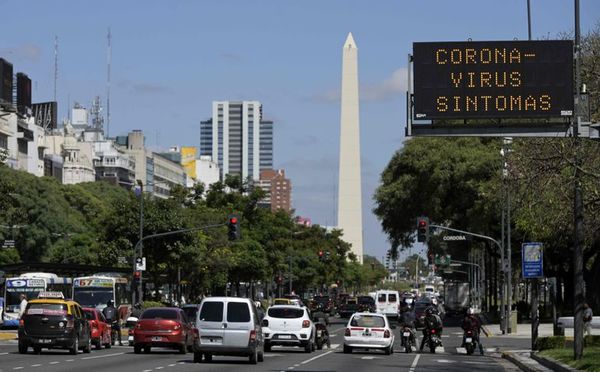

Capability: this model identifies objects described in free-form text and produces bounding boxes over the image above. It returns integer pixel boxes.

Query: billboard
[0,58,13,104]
[32,101,58,129]
[413,40,573,120]
[181,146,197,179]
[16,73,32,114]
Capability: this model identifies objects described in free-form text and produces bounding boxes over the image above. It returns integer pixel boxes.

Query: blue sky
[2,0,598,262]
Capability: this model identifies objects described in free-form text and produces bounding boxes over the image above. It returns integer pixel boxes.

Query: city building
[257,169,291,213]
[200,101,273,182]
[44,125,96,184]
[337,33,364,263]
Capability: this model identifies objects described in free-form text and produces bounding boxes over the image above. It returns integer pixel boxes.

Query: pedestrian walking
[18,294,27,319]
[583,302,593,337]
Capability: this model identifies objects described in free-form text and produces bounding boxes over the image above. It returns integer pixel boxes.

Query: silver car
[193,297,264,364]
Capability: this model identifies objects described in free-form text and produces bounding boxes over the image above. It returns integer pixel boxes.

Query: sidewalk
[0,330,17,341]
[484,322,599,339]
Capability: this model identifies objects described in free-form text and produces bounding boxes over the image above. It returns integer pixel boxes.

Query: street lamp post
[133,180,144,305]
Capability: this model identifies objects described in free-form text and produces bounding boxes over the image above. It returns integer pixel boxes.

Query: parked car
[261,305,316,353]
[83,307,112,349]
[18,292,92,355]
[343,312,395,355]
[193,297,264,364]
[133,307,194,354]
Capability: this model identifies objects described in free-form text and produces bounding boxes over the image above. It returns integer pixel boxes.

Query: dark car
[312,296,334,315]
[414,301,430,329]
[18,297,92,355]
[357,296,376,313]
[338,297,359,318]
[133,307,194,354]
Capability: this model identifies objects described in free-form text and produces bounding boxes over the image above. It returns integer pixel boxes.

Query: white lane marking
[0,352,9,355]
[456,347,466,354]
[464,361,488,365]
[300,350,335,365]
[409,354,420,372]
[66,359,74,362]
[168,364,176,367]
[81,352,124,360]
[361,356,379,360]
[50,361,60,364]
[31,364,42,367]
[155,367,164,370]
[287,367,294,370]
[441,335,450,338]
[13,367,24,370]
[436,359,456,363]
[330,343,340,349]
[143,370,152,372]
[294,364,300,367]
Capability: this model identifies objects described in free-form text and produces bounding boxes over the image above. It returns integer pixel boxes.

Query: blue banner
[522,242,544,279]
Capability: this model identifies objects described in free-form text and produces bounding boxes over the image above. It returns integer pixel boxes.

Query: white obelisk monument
[337,32,363,264]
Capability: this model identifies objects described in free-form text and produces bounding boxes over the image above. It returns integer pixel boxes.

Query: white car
[262,305,316,353]
[343,312,395,355]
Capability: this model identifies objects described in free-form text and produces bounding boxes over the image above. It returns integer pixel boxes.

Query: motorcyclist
[398,302,417,347]
[461,307,488,355]
[130,302,143,319]
[102,300,123,346]
[419,306,443,351]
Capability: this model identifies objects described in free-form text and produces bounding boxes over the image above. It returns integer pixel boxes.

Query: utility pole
[289,256,293,294]
[573,0,585,360]
[137,181,144,304]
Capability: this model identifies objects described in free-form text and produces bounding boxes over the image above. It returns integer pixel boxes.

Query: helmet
[107,300,114,307]
[134,302,142,308]
[254,301,262,309]
[467,307,474,315]
[425,307,435,315]
[431,298,438,306]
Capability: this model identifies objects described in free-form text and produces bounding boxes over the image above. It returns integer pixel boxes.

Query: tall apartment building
[200,101,273,181]
[257,169,292,213]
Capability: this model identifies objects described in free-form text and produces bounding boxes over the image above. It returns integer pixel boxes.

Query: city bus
[72,274,131,313]
[2,272,72,326]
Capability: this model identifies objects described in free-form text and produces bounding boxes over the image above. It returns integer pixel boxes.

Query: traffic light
[227,215,241,240]
[417,217,429,242]
[318,250,324,262]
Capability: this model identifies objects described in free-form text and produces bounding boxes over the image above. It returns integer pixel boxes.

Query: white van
[193,297,264,364]
[375,290,400,320]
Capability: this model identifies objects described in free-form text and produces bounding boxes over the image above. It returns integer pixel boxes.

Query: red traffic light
[418,220,427,227]
[318,250,324,257]
[229,217,238,224]
[134,271,141,278]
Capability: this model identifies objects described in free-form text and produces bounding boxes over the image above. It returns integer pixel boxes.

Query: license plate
[38,339,51,344]
[278,334,292,339]
[317,330,322,337]
[151,336,163,342]
[466,337,472,343]
[128,336,134,342]
[403,332,410,337]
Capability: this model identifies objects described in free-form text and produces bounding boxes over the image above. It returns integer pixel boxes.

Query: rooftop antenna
[53,35,58,102]
[106,27,111,138]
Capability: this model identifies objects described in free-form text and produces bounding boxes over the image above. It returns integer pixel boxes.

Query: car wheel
[179,342,187,355]
[304,341,312,353]
[134,345,142,354]
[18,342,28,354]
[258,348,264,362]
[264,342,271,352]
[83,335,92,354]
[385,345,391,355]
[343,344,352,354]
[193,351,202,363]
[144,346,151,353]
[316,339,323,350]
[249,347,258,364]
[95,340,102,350]
[203,353,212,362]
[70,337,78,355]
[33,346,42,354]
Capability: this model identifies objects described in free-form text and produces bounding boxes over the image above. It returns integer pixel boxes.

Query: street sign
[522,242,544,279]
[434,254,451,266]
[135,257,146,271]
[118,256,127,265]
[442,235,467,241]
[2,239,15,248]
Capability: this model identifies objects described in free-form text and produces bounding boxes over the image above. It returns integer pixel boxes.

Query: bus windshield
[73,288,114,308]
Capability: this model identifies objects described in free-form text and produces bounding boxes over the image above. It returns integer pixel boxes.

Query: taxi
[18,291,92,355]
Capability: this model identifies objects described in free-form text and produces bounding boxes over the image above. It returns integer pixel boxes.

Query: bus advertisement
[2,273,72,326]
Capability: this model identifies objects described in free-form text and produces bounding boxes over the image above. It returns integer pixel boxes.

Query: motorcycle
[426,328,442,353]
[314,320,331,350]
[464,330,482,355]
[126,316,139,346]
[110,320,119,346]
[400,326,414,353]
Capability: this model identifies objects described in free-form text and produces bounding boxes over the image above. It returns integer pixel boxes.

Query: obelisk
[337,32,363,264]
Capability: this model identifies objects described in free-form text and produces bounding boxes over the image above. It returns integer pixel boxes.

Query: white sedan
[262,305,316,353]
[343,312,395,355]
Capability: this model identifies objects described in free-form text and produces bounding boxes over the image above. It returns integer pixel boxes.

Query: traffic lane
[416,353,521,372]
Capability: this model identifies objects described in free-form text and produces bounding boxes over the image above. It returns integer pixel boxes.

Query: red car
[83,308,112,349]
[133,307,194,354]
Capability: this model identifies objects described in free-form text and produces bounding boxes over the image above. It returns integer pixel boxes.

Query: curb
[0,332,17,341]
[502,351,544,372]
[531,352,580,372]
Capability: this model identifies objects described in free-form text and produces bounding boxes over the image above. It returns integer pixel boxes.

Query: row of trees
[0,166,387,301]
[374,25,600,313]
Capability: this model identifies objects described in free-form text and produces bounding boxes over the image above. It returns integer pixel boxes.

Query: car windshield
[141,309,178,320]
[268,307,304,319]
[26,303,67,316]
[350,315,386,328]
[73,288,114,308]
[83,310,96,320]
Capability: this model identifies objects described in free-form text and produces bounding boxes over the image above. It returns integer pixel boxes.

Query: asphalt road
[0,317,530,372]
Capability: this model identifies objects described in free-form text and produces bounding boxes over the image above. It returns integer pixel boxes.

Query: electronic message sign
[413,40,573,120]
